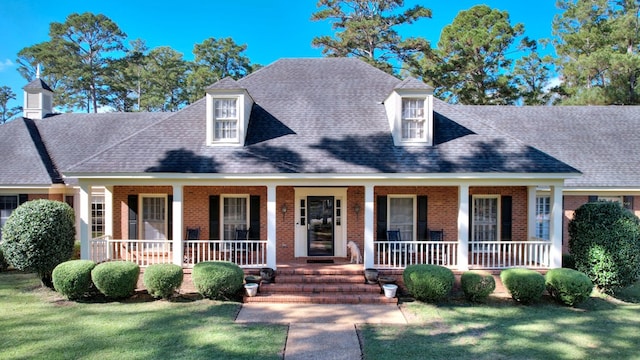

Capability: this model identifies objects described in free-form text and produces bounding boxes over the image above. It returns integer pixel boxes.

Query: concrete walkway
[236,303,407,359]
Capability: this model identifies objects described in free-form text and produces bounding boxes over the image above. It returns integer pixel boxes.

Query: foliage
[185,37,254,103]
[460,270,496,302]
[1,199,75,287]
[139,46,188,111]
[91,261,140,299]
[545,268,593,306]
[0,247,8,271]
[568,201,640,294]
[52,260,96,300]
[192,261,244,301]
[562,253,576,270]
[413,5,523,104]
[0,86,22,124]
[513,40,556,105]
[403,264,454,302]
[553,0,640,105]
[500,268,545,304]
[311,0,432,74]
[143,263,183,299]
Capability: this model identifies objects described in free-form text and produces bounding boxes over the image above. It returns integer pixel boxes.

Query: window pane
[223,197,247,240]
[389,197,413,240]
[473,197,498,242]
[0,196,18,239]
[536,196,550,240]
[142,197,166,240]
[401,98,424,139]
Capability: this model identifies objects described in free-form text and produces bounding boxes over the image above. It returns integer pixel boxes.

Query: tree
[105,39,148,111]
[185,37,254,103]
[0,86,22,124]
[17,12,127,112]
[310,0,432,74]
[140,47,188,112]
[412,5,524,104]
[1,200,76,288]
[513,40,556,105]
[553,0,640,105]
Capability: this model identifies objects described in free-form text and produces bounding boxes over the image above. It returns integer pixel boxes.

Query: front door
[307,196,334,256]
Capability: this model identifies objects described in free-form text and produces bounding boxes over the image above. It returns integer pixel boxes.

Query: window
[92,194,105,238]
[214,99,238,141]
[222,196,248,240]
[388,196,414,240]
[140,195,167,240]
[401,98,425,140]
[0,196,18,239]
[472,196,499,243]
[536,196,550,240]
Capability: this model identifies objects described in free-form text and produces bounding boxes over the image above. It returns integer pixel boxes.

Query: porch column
[457,184,469,271]
[549,184,563,268]
[267,185,277,269]
[527,186,537,239]
[79,182,91,260]
[172,185,184,266]
[104,186,114,239]
[363,185,374,269]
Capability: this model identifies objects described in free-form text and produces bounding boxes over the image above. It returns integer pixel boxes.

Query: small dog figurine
[347,240,362,264]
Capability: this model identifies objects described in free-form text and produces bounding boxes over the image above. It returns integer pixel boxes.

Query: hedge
[500,268,545,304]
[461,270,495,302]
[143,263,183,299]
[52,260,97,300]
[403,264,454,302]
[545,268,593,306]
[192,261,244,300]
[91,261,140,299]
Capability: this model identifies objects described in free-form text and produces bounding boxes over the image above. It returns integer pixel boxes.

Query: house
[1,58,637,272]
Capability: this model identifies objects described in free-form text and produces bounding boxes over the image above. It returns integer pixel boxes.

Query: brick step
[269,274,366,284]
[243,293,398,304]
[274,268,366,276]
[259,282,383,294]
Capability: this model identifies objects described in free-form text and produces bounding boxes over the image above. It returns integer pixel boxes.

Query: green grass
[360,289,640,360]
[0,271,287,360]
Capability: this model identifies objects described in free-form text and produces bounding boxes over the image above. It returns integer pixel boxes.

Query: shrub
[545,268,593,306]
[0,247,8,272]
[143,264,183,299]
[403,264,454,302]
[562,254,576,270]
[52,260,96,300]
[71,242,81,260]
[1,199,75,287]
[461,270,496,302]
[568,201,640,294]
[192,261,244,300]
[500,268,545,304]
[91,261,140,299]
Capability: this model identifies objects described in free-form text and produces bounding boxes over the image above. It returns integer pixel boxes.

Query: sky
[0,0,564,111]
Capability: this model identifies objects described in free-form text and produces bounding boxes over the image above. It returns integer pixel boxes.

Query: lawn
[0,271,287,360]
[360,286,640,360]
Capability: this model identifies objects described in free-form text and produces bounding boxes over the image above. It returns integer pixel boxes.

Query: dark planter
[364,268,379,284]
[378,276,397,294]
[245,275,262,285]
[260,268,275,283]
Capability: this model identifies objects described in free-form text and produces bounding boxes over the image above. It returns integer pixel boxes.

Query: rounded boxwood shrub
[192,261,244,300]
[52,260,96,300]
[403,264,454,302]
[545,268,593,306]
[461,270,496,302]
[143,264,183,299]
[568,201,640,294]
[91,261,140,299]
[1,199,75,287]
[0,247,8,272]
[500,268,545,304]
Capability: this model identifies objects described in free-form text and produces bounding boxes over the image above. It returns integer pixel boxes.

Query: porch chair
[387,229,403,253]
[183,227,200,263]
[428,229,447,265]
[235,228,250,250]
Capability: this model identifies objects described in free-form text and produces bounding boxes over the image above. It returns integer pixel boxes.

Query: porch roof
[61,58,578,178]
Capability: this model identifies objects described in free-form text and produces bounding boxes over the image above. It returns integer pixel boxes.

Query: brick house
[2,58,637,271]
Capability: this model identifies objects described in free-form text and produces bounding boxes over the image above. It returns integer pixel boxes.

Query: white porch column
[104,186,113,239]
[79,182,91,260]
[267,185,277,269]
[457,184,469,271]
[363,185,375,269]
[527,186,537,239]
[549,184,563,268]
[172,185,184,265]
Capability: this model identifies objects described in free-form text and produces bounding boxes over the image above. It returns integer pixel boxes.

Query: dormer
[384,77,434,146]
[22,67,54,120]
[205,77,254,146]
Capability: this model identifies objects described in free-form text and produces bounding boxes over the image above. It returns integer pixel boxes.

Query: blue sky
[0,0,562,111]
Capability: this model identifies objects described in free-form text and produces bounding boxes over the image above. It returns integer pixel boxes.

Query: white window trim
[206,93,246,146]
[535,195,550,240]
[387,194,417,241]
[138,194,168,240]
[221,194,250,240]
[401,98,427,142]
[471,195,501,243]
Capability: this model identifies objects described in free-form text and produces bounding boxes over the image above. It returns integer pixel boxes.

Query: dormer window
[214,98,238,141]
[401,98,425,140]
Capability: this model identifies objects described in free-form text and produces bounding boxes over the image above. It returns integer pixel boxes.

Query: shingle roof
[65,58,577,176]
[0,119,57,185]
[23,78,53,92]
[460,105,640,188]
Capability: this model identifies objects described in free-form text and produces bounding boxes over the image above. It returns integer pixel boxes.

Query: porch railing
[89,238,267,268]
[374,241,459,269]
[468,240,551,269]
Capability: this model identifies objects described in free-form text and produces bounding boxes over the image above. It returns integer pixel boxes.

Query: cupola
[23,66,54,120]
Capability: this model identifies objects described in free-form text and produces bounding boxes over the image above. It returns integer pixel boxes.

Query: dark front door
[307,196,334,256]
